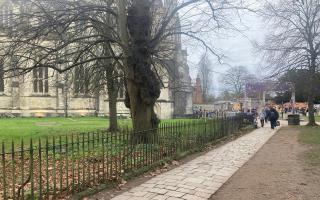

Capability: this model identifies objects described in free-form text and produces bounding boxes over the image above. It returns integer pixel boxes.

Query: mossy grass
[299,126,320,166]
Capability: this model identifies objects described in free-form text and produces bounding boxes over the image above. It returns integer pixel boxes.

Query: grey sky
[181,1,266,96]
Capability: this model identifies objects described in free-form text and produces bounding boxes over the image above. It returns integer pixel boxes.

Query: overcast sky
[181,1,267,96]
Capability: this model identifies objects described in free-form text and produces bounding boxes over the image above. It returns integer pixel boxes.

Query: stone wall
[192,76,203,104]
[0,68,175,119]
[0,0,192,120]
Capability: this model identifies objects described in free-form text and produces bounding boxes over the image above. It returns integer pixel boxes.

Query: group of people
[193,109,215,118]
[259,105,280,129]
[193,109,227,118]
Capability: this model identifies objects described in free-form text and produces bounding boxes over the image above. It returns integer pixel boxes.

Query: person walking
[267,106,279,129]
[259,109,266,127]
[265,107,270,123]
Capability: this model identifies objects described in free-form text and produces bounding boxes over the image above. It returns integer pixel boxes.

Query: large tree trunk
[94,91,100,117]
[307,55,317,126]
[307,94,316,126]
[107,84,118,132]
[126,79,159,131]
[125,0,161,135]
[106,68,119,132]
[64,74,69,118]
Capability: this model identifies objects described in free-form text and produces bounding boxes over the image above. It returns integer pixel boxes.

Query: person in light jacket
[259,109,266,127]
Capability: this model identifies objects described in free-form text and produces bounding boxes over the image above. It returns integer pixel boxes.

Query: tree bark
[64,74,69,118]
[94,91,100,117]
[107,82,118,132]
[106,66,119,132]
[125,0,161,136]
[307,56,317,126]
[126,79,159,131]
[307,94,316,126]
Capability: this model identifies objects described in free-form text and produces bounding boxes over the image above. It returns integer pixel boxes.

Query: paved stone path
[110,125,282,200]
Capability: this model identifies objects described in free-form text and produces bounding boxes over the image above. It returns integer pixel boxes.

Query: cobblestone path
[109,126,281,200]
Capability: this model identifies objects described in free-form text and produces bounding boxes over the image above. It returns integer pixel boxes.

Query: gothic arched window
[74,66,89,94]
[33,67,49,94]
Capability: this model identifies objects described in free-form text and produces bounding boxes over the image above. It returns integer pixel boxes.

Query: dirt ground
[210,126,320,200]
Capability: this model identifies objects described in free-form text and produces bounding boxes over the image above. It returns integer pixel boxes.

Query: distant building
[193,76,203,104]
[283,102,307,110]
[0,0,192,119]
[172,49,193,116]
[236,98,261,111]
[212,101,233,111]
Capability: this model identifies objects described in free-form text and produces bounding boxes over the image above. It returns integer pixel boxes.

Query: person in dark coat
[267,106,279,129]
[265,107,270,123]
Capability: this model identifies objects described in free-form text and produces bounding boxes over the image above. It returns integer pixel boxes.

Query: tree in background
[219,90,233,101]
[260,0,320,126]
[274,69,320,104]
[222,66,252,99]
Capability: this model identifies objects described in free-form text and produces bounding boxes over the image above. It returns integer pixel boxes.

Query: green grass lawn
[0,117,125,143]
[0,117,194,145]
[316,116,320,122]
[299,126,320,166]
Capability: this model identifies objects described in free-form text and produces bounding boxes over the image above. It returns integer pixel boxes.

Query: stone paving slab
[109,125,281,200]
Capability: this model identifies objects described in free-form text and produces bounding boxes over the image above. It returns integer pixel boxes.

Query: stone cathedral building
[0,0,193,119]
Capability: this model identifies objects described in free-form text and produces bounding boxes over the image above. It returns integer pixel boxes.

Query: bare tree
[260,0,320,126]
[0,0,123,131]
[222,66,251,99]
[0,0,250,133]
[219,90,233,101]
[123,0,251,133]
